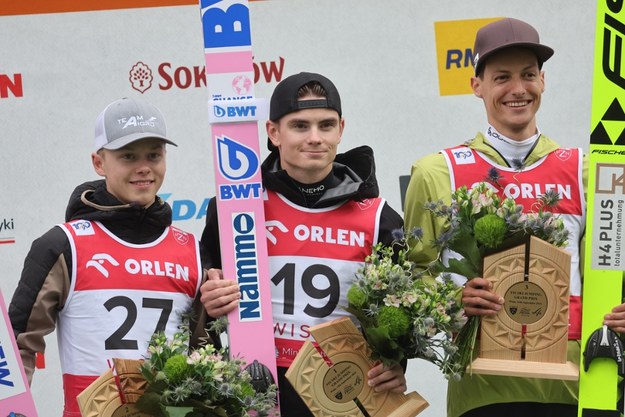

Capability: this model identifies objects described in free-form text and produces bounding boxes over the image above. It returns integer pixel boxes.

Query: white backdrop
[0,1,595,415]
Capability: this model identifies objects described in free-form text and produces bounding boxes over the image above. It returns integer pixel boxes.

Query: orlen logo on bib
[217,136,262,201]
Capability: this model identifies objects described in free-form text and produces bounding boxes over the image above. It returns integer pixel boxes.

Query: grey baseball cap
[473,18,554,76]
[94,97,177,151]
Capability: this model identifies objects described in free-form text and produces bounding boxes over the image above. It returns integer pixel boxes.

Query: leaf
[165,406,194,417]
[449,231,481,273]
[445,258,479,279]
[135,392,167,417]
[364,326,405,364]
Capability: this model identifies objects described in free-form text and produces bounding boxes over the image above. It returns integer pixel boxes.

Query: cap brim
[476,43,554,75]
[101,132,178,150]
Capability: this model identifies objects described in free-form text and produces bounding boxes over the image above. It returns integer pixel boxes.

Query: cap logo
[298,99,329,110]
[121,115,157,129]
[473,53,480,68]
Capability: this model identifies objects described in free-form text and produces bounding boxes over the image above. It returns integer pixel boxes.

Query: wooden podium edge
[469,358,579,381]
[388,391,429,417]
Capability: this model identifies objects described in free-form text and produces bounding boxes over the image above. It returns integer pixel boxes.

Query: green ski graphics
[579,2,625,416]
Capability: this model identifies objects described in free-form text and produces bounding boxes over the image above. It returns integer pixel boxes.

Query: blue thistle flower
[510,158,525,171]
[391,228,405,241]
[486,167,504,187]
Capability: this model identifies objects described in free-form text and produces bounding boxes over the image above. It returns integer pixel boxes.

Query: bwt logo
[213,104,257,118]
[217,136,262,200]
[0,73,23,99]
[128,57,284,93]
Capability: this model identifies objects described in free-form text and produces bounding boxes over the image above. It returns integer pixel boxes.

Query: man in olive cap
[404,17,601,417]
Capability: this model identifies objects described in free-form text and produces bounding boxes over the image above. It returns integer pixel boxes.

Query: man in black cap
[199,72,406,416]
[404,17,597,417]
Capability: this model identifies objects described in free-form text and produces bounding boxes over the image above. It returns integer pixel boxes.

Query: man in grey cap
[9,97,207,417]
[404,17,599,417]
[198,72,406,416]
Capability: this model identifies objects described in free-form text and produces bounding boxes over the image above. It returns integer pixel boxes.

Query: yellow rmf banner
[434,17,500,96]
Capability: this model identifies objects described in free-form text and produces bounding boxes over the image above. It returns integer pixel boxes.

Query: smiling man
[199,72,406,416]
[9,97,205,417]
[404,18,590,417]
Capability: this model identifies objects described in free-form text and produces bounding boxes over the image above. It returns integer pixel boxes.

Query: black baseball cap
[267,72,342,151]
[473,18,554,76]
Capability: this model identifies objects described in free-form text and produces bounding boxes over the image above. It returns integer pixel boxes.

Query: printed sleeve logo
[452,148,475,164]
[71,221,95,236]
[554,148,572,161]
[172,228,190,245]
[129,62,153,94]
[356,199,374,210]
[86,253,119,278]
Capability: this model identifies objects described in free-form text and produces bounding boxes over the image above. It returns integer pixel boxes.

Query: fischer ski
[578,2,625,416]
[198,0,279,408]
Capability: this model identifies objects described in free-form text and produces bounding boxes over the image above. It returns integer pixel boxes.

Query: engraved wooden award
[286,317,428,417]
[77,358,150,417]
[470,236,579,380]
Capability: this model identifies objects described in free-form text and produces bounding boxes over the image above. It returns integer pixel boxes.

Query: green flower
[347,286,367,308]
[377,306,411,338]
[163,354,191,385]
[473,213,507,248]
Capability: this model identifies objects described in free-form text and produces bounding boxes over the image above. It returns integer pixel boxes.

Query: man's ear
[471,76,482,98]
[92,152,106,177]
[266,120,280,149]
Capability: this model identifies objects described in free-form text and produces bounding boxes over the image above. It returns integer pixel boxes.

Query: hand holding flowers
[425,181,569,376]
[344,228,467,380]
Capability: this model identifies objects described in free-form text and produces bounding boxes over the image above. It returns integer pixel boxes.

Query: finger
[604,318,625,333]
[206,268,224,281]
[466,278,491,290]
[611,303,625,313]
[368,370,406,393]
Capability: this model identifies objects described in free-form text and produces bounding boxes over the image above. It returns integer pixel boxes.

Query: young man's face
[266,95,344,184]
[471,47,545,141]
[92,138,167,208]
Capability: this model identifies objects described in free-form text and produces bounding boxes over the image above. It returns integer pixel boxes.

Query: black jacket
[201,145,404,269]
[8,180,209,380]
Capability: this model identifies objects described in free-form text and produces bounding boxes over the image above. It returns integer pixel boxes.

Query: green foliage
[344,229,466,379]
[425,179,570,377]
[135,328,277,417]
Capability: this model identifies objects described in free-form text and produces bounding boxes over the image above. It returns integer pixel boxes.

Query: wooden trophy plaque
[77,358,150,417]
[470,236,579,380]
[286,317,428,417]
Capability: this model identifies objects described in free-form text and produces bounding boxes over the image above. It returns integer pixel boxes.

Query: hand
[200,268,240,318]
[604,303,625,333]
[462,277,504,317]
[367,362,406,394]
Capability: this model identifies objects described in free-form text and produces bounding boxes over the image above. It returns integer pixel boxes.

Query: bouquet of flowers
[135,329,277,417]
[425,180,569,376]
[344,227,467,380]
